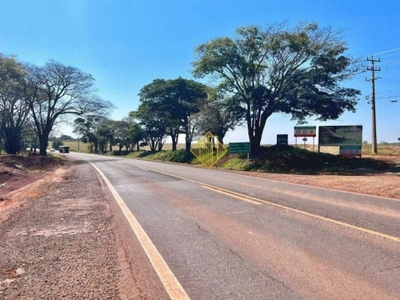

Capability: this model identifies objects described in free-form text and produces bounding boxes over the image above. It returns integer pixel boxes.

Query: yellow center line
[256,197,400,243]
[90,163,190,300]
[141,166,400,244]
[202,185,263,205]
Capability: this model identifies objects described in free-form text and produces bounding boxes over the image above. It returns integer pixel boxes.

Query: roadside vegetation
[2,22,365,159]
[104,143,398,175]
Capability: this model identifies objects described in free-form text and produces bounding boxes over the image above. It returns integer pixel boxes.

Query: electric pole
[366,56,380,154]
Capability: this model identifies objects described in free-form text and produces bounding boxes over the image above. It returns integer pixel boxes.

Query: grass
[115,149,198,164]
[361,143,400,155]
[220,145,396,174]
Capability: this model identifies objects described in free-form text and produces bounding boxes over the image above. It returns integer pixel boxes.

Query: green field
[51,140,88,152]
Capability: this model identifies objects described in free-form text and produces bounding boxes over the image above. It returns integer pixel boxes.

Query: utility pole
[366,56,380,154]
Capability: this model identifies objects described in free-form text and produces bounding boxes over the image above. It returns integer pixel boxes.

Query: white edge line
[90,163,190,300]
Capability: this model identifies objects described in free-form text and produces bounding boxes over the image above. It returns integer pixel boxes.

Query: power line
[373,47,400,56]
[378,52,400,59]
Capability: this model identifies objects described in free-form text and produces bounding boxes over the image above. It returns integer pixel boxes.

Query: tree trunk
[171,134,178,151]
[247,119,262,157]
[249,135,262,157]
[3,128,21,155]
[185,132,192,152]
[39,136,49,156]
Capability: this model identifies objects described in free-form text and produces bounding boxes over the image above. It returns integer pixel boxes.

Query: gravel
[0,159,169,300]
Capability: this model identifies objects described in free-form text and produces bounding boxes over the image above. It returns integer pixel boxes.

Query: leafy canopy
[192,22,361,154]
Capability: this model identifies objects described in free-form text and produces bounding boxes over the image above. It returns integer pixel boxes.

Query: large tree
[192,22,361,155]
[24,60,113,156]
[138,79,180,150]
[138,77,208,151]
[0,54,30,154]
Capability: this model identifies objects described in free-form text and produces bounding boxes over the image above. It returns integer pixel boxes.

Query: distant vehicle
[50,148,55,152]
[59,146,70,153]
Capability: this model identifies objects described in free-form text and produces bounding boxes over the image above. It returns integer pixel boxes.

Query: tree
[138,77,208,151]
[127,121,145,151]
[193,22,361,155]
[196,88,244,144]
[130,103,168,152]
[24,60,113,156]
[73,115,108,152]
[0,54,30,154]
[97,119,115,152]
[114,120,130,151]
[137,79,174,151]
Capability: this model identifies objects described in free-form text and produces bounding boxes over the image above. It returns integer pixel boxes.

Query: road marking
[90,163,190,300]
[255,197,400,243]
[202,185,263,205]
[137,166,400,244]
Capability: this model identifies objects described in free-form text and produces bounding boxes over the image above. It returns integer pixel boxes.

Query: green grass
[116,149,198,164]
[112,145,397,174]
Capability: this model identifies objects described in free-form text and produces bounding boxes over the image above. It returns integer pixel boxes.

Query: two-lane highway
[69,152,400,299]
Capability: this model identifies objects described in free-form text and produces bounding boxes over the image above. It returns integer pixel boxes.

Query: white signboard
[294,126,316,137]
[339,145,362,157]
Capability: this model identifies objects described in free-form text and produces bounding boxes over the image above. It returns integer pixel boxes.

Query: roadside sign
[294,126,316,137]
[277,134,288,146]
[339,145,362,157]
[319,125,363,146]
[229,142,250,154]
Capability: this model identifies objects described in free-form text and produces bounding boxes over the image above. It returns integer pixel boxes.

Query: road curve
[69,152,400,300]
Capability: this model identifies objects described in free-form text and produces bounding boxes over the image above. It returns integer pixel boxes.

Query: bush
[52,139,64,149]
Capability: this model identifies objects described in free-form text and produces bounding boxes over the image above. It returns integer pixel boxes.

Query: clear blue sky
[1,0,400,144]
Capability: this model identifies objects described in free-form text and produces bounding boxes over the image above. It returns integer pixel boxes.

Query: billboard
[294,126,316,137]
[319,126,363,146]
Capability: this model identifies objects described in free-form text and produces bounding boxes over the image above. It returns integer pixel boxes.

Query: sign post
[302,137,307,149]
[277,134,288,146]
[294,126,316,150]
[229,142,251,168]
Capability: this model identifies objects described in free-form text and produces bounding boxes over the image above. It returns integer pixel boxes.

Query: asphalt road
[69,152,400,300]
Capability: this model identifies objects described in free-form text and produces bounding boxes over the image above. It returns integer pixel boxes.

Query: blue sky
[1,0,400,144]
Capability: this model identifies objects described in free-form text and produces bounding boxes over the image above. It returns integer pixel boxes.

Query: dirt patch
[0,155,171,299]
[0,154,63,197]
[0,154,65,220]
